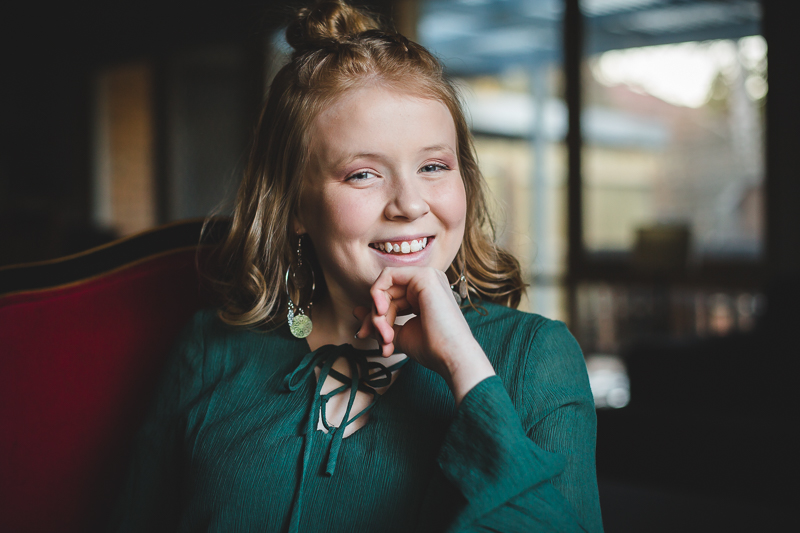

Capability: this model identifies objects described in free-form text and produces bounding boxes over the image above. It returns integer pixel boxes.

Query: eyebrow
[419,144,456,155]
[332,145,456,168]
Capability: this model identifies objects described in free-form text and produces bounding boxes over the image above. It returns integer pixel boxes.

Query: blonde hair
[211,0,526,328]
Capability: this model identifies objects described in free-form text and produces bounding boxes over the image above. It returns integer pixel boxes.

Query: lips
[369,237,430,254]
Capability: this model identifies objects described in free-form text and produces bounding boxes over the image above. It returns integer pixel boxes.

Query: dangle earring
[450,254,468,306]
[286,235,315,339]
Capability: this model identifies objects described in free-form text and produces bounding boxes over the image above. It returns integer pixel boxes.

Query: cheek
[434,177,468,230]
[305,189,374,243]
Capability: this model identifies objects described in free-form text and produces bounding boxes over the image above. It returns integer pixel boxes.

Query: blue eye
[420,163,448,173]
[346,171,376,181]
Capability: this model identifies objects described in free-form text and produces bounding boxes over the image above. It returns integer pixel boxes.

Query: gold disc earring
[286,236,315,338]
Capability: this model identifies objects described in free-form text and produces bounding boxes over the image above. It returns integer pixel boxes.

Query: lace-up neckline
[283,343,409,533]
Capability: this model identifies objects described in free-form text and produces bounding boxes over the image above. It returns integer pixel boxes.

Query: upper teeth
[373,237,428,254]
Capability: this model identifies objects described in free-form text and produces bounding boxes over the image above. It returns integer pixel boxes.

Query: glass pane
[581,0,764,258]
[418,0,568,320]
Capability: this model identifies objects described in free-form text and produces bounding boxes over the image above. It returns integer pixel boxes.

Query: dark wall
[2,2,272,264]
[763,0,800,278]
[1,1,405,266]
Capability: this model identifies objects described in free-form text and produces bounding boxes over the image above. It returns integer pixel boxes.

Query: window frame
[562,0,768,325]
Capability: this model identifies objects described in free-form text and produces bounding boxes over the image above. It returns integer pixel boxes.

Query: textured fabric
[112,302,603,532]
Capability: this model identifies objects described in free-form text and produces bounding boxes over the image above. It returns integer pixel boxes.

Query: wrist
[443,340,496,406]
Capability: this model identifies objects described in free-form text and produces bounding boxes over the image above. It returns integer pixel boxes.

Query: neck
[305,289,378,352]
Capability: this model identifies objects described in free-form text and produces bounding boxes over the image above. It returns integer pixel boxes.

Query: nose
[384,175,430,221]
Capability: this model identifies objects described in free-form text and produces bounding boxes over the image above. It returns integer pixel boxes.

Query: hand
[354,267,495,404]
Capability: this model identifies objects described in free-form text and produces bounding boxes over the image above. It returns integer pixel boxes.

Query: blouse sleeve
[436,320,603,533]
[109,312,211,533]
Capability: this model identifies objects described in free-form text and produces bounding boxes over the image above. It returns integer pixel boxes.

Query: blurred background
[3,0,796,530]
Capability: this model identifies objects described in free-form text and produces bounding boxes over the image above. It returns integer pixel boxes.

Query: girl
[114,2,603,531]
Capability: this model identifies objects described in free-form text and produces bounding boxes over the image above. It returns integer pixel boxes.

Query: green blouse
[112,302,603,532]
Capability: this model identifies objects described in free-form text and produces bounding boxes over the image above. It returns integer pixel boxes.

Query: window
[418,0,766,408]
[582,0,765,258]
[419,0,570,321]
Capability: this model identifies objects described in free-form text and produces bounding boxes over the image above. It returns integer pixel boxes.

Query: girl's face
[295,85,467,307]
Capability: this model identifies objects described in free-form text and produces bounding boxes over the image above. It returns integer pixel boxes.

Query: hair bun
[286,0,383,52]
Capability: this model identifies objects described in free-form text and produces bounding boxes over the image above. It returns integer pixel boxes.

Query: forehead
[309,85,457,166]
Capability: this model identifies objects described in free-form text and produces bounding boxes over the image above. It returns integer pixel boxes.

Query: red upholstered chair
[0,219,228,533]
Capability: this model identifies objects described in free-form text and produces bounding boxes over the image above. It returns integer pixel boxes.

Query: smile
[369,237,430,255]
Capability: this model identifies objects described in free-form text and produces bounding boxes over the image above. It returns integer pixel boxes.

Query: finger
[370,277,407,316]
[380,340,395,358]
[390,315,418,356]
[372,301,398,347]
[371,290,414,321]
[382,295,412,317]
[377,318,396,357]
[371,267,447,315]
[367,304,391,348]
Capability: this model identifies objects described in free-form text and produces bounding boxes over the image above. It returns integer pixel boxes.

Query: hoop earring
[286,236,315,339]
[450,253,468,306]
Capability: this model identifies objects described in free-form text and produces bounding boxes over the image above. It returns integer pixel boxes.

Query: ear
[291,213,306,236]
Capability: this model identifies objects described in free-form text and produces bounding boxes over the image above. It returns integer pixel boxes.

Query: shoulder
[178,308,289,347]
[464,301,578,363]
[170,309,296,376]
[464,300,554,343]
[464,302,592,419]
[173,308,235,356]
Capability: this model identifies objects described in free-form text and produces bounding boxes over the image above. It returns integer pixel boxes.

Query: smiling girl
[113,1,603,532]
